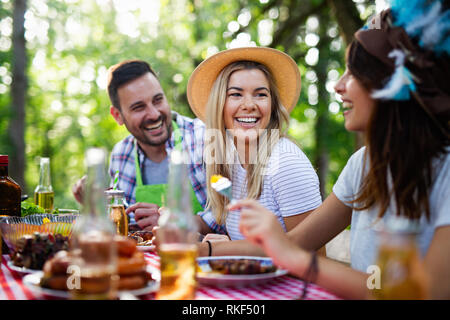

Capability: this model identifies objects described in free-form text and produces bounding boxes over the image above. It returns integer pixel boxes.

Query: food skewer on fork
[210,175,236,205]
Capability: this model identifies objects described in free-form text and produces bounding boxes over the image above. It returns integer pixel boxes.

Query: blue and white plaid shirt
[108,111,207,211]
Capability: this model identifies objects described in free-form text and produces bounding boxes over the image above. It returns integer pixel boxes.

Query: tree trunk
[314,109,329,199]
[313,11,332,199]
[326,0,363,46]
[327,0,365,150]
[8,0,27,191]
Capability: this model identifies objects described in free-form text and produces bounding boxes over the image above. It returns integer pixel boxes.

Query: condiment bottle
[0,155,22,254]
[105,189,128,236]
[371,216,429,300]
[34,157,54,213]
[69,148,118,300]
[156,149,198,300]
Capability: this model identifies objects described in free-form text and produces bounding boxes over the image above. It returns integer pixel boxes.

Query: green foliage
[21,200,45,217]
[0,0,375,207]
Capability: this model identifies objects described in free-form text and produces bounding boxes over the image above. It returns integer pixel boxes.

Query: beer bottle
[105,189,128,236]
[69,148,118,300]
[156,149,198,300]
[34,157,54,213]
[0,155,22,254]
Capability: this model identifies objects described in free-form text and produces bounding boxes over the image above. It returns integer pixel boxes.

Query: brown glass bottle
[0,155,22,254]
[0,155,21,217]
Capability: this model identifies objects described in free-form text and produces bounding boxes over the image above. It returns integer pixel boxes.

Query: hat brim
[187,47,301,121]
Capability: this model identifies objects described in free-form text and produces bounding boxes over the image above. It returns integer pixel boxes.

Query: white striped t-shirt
[200,137,322,240]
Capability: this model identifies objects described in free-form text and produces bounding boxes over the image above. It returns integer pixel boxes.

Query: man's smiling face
[113,72,172,147]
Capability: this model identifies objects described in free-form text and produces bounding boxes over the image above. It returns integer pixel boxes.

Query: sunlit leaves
[0,0,379,205]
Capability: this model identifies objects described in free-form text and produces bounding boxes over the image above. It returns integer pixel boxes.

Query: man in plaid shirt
[109,111,207,222]
[73,60,207,231]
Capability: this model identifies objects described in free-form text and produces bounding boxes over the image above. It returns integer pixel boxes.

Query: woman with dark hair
[233,2,450,299]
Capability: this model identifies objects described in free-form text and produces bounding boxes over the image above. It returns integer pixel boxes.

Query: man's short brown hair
[107,60,157,110]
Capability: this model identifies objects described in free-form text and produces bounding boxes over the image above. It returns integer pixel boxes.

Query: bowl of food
[0,214,78,252]
[26,236,157,297]
[8,232,70,273]
[128,231,154,251]
[20,201,80,217]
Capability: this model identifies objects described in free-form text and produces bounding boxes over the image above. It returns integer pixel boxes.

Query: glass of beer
[69,148,118,300]
[156,149,199,300]
[69,230,118,300]
[105,189,128,236]
[157,242,197,300]
[371,218,429,300]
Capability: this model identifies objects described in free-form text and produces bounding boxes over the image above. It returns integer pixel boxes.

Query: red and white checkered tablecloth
[0,253,341,300]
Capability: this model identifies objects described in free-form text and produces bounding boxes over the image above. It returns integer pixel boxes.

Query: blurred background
[0,0,387,211]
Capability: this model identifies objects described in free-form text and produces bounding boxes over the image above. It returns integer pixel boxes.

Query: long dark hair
[347,40,450,220]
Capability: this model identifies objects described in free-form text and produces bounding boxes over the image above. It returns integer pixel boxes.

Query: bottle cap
[0,155,8,165]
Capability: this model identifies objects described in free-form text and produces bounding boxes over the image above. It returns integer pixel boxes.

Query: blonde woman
[186,47,323,256]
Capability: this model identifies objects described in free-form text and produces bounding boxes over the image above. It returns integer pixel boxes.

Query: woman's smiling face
[223,68,272,141]
[334,68,376,132]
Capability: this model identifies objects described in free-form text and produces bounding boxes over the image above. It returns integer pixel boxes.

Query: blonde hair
[204,61,291,225]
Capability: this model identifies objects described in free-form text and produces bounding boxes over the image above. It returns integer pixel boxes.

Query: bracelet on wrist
[205,240,212,257]
[300,251,319,300]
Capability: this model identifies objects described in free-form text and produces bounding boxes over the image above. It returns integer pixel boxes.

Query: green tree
[0,0,378,208]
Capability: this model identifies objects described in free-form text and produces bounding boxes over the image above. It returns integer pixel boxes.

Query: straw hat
[187,47,301,121]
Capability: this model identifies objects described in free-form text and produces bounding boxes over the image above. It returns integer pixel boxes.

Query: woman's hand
[126,202,160,231]
[230,199,284,246]
[72,175,87,204]
[230,199,304,270]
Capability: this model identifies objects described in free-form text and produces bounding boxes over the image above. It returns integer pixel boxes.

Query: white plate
[7,260,41,275]
[196,256,288,287]
[22,268,160,299]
